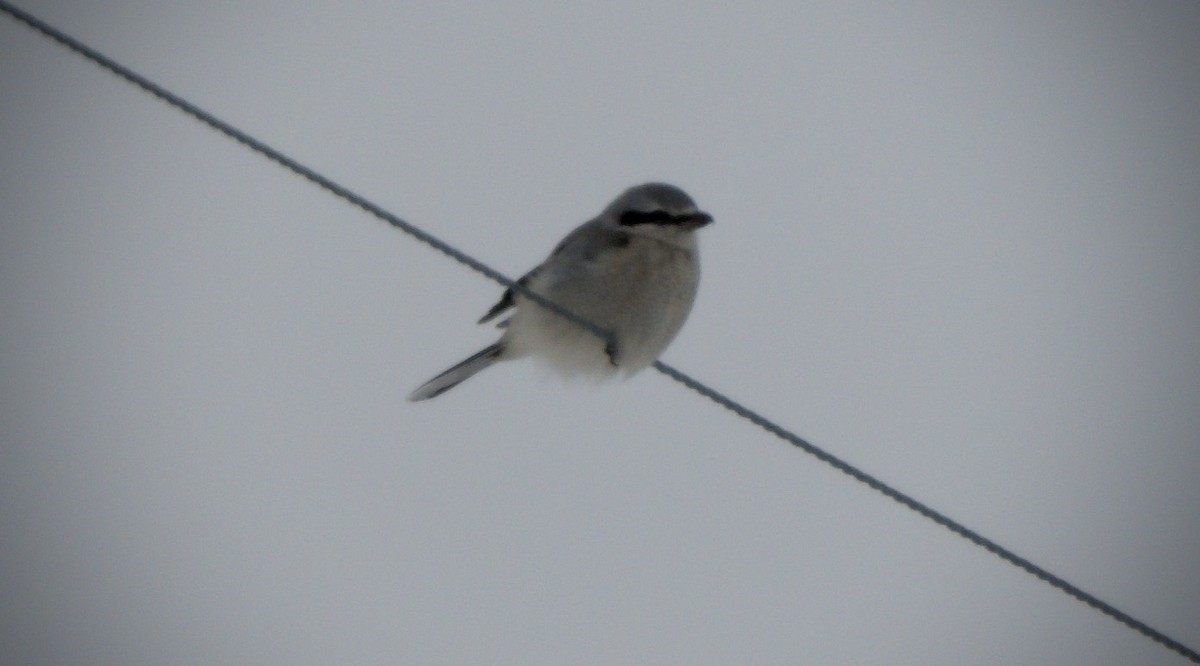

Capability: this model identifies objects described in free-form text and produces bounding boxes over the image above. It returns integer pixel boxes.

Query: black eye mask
[618,210,685,226]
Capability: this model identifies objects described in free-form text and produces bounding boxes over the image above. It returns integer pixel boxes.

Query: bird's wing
[477,269,534,325]
[477,219,630,326]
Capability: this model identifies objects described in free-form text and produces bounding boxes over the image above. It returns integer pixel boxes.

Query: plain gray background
[2,2,1198,664]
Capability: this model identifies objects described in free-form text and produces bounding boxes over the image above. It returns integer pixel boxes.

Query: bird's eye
[619,211,648,226]
[619,210,675,226]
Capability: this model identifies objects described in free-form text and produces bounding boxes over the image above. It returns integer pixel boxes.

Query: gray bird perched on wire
[409,182,712,401]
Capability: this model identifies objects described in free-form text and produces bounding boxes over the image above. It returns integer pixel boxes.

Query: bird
[408,182,712,401]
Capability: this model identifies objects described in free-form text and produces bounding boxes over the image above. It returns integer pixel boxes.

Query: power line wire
[3,3,1195,662]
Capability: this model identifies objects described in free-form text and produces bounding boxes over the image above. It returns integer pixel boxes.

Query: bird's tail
[408,343,505,401]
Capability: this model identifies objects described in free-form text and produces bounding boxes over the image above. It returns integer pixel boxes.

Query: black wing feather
[478,271,534,325]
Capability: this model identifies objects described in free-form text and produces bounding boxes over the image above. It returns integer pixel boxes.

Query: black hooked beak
[682,211,713,230]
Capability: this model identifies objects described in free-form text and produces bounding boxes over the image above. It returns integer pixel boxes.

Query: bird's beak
[684,211,713,229]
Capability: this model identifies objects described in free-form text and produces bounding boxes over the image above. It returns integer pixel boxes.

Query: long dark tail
[408,343,504,401]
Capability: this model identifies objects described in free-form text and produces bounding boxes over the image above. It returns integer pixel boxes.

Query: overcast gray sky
[2,2,1198,664]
